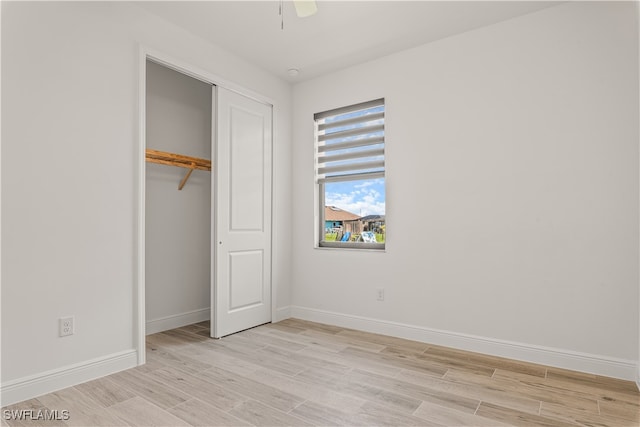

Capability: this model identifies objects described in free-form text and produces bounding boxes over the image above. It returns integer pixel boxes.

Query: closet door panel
[228,250,264,310]
[213,87,272,338]
[229,107,265,231]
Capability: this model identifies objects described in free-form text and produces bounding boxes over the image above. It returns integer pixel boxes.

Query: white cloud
[354,181,374,189]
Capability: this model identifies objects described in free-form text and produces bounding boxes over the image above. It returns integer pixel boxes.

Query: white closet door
[212,87,272,338]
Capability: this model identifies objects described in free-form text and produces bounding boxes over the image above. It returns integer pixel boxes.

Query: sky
[325,178,385,217]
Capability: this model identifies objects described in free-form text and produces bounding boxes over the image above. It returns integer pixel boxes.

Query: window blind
[315,98,385,184]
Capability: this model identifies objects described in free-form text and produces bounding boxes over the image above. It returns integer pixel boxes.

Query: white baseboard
[146,308,210,335]
[290,306,638,382]
[1,349,137,407]
[273,305,292,322]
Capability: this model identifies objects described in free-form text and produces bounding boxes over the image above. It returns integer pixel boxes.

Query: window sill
[318,241,385,251]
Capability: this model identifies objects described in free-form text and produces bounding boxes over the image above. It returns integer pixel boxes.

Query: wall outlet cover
[59,316,74,337]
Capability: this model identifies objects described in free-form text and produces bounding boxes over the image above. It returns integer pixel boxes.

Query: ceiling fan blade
[293,0,318,18]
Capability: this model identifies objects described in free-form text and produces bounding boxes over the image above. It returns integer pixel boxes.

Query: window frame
[314,98,386,250]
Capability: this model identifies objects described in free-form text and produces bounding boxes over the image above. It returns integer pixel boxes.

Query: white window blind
[315,98,385,184]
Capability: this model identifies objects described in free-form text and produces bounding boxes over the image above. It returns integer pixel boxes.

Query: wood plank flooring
[3,318,639,426]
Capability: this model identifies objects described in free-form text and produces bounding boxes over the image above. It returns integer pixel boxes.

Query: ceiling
[136,1,560,83]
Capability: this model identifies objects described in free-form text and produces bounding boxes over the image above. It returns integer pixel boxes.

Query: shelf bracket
[178,163,196,191]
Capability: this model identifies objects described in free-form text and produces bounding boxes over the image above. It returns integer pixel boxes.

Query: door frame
[136,46,275,365]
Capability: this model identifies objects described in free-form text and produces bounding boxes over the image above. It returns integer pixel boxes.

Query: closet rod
[145,148,211,190]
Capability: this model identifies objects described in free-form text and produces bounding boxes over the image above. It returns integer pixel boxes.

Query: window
[315,98,385,249]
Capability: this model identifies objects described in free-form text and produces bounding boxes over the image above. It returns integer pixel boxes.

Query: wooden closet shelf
[145,149,211,171]
[145,148,211,190]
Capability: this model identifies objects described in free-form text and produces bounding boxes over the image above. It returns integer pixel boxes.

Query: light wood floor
[3,318,639,426]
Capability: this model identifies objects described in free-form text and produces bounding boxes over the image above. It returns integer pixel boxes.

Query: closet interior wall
[145,60,212,334]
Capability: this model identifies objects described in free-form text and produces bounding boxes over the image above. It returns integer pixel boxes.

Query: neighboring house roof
[360,214,385,222]
[325,206,361,222]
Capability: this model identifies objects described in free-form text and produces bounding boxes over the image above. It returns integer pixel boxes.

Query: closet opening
[145,59,214,338]
[137,51,274,363]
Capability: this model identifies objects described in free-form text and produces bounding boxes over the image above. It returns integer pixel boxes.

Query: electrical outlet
[376,288,385,301]
[59,316,74,337]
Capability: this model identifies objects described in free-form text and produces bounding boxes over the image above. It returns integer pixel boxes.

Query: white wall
[145,61,211,334]
[1,1,292,401]
[292,1,639,378]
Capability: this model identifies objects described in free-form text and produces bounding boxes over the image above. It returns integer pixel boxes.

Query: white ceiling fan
[293,0,318,18]
[279,0,318,29]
